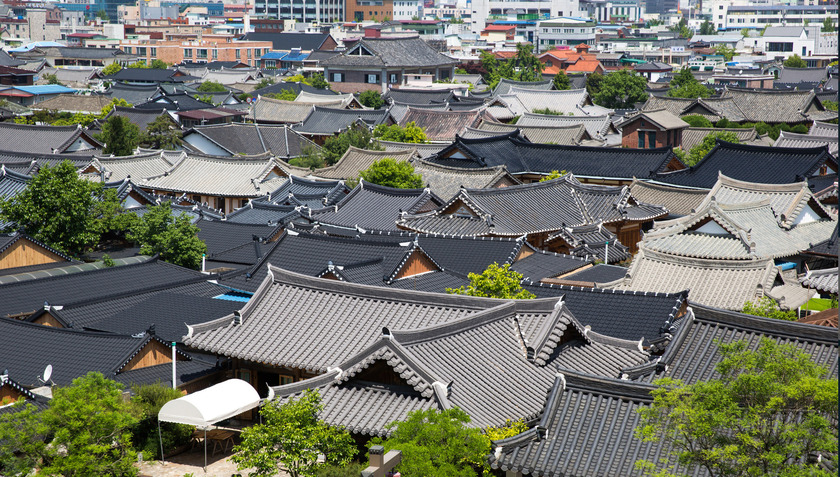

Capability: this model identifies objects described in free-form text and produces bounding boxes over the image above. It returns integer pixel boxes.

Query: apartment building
[253,0,343,24]
[535,17,597,52]
[469,0,586,34]
[709,1,837,32]
[119,37,273,66]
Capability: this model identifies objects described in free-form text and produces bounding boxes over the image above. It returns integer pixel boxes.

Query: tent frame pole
[158,422,165,464]
[204,428,207,471]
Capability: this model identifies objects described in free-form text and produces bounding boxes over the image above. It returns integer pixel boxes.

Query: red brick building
[617,109,689,149]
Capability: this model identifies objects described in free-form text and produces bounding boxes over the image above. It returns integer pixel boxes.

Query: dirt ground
[137,445,289,477]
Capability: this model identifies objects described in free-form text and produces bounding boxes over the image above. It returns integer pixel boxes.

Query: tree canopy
[140,114,181,150]
[374,408,487,477]
[552,70,571,90]
[784,54,808,68]
[480,43,544,88]
[741,296,796,321]
[447,262,536,299]
[372,122,428,143]
[699,20,716,35]
[668,68,712,98]
[674,130,740,166]
[265,89,298,101]
[196,80,228,92]
[128,201,206,269]
[359,90,384,108]
[681,115,713,128]
[322,124,382,165]
[232,390,356,477]
[0,161,126,256]
[592,69,648,109]
[358,157,424,189]
[636,338,838,477]
[97,115,140,156]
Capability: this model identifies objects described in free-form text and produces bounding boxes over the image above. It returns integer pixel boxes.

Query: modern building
[0,10,61,43]
[535,17,598,52]
[469,0,586,34]
[710,2,838,32]
[743,26,839,59]
[253,0,343,24]
[118,38,274,67]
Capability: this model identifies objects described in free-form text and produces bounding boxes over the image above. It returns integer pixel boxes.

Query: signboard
[670,46,685,52]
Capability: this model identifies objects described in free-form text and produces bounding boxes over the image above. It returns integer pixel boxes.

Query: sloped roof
[294,106,390,135]
[498,87,609,116]
[546,223,631,263]
[811,121,837,137]
[641,95,747,122]
[398,174,667,237]
[32,94,113,113]
[655,141,837,188]
[388,102,448,124]
[247,96,316,124]
[380,140,446,159]
[412,160,519,199]
[141,153,286,197]
[184,123,319,158]
[720,87,831,123]
[266,175,348,207]
[85,150,181,183]
[603,245,812,310]
[615,109,689,130]
[398,107,486,142]
[492,78,552,96]
[222,200,301,225]
[0,232,72,263]
[96,106,170,132]
[385,89,454,105]
[776,66,829,86]
[295,90,361,108]
[775,130,838,157]
[106,68,186,83]
[103,82,160,105]
[516,112,618,138]
[801,267,838,294]
[310,180,442,231]
[0,166,30,201]
[196,218,281,257]
[310,146,416,180]
[135,92,214,111]
[320,37,457,68]
[681,127,761,151]
[0,122,101,154]
[473,120,590,145]
[628,179,709,217]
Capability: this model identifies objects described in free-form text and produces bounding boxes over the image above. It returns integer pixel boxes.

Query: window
[184,48,192,58]
[150,47,156,57]
[331,72,343,82]
[366,73,379,84]
[265,59,276,68]
[212,49,218,59]
[137,47,146,56]
[124,46,132,54]
[638,131,645,148]
[648,131,656,148]
[235,49,240,59]
[247,49,252,58]
[197,49,208,59]
[389,73,397,83]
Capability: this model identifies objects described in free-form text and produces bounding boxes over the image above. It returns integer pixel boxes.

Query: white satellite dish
[42,364,52,383]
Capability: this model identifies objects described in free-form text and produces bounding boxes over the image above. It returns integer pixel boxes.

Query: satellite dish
[42,364,52,383]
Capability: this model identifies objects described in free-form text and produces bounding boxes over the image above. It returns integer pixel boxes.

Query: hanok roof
[655,141,837,189]
[628,179,710,217]
[0,232,72,265]
[96,106,170,132]
[320,37,457,68]
[0,122,101,154]
[135,92,214,111]
[141,153,287,197]
[776,66,829,87]
[492,78,552,96]
[196,218,281,259]
[603,245,812,310]
[310,146,416,180]
[516,112,619,139]
[428,134,680,181]
[681,127,764,151]
[247,96,316,124]
[175,107,246,122]
[810,121,837,137]
[184,123,319,158]
[473,120,590,145]
[399,108,487,143]
[310,180,442,232]
[380,140,446,159]
[558,263,629,284]
[641,95,747,122]
[265,175,348,208]
[546,223,631,264]
[84,150,181,183]
[498,87,609,116]
[385,89,454,105]
[31,94,113,114]
[0,166,30,202]
[720,87,834,123]
[412,160,519,200]
[295,90,362,108]
[775,130,838,157]
[224,201,301,225]
[801,267,838,294]
[615,109,689,130]
[0,256,209,320]
[103,82,160,105]
[388,102,448,124]
[398,174,667,237]
[294,107,390,136]
[250,80,338,98]
[105,68,187,83]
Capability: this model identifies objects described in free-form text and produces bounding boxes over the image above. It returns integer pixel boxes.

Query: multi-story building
[469,0,586,34]
[709,2,837,32]
[744,25,838,59]
[118,37,273,66]
[423,5,470,21]
[0,10,61,43]
[580,0,643,23]
[641,0,677,15]
[393,0,422,20]
[117,1,180,24]
[535,17,597,52]
[253,0,343,24]
[345,0,394,22]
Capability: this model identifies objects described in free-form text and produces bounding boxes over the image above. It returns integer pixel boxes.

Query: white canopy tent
[157,379,261,468]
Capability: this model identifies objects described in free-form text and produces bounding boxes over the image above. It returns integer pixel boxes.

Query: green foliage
[288,145,327,170]
[647,18,663,27]
[322,124,382,165]
[447,262,536,299]
[0,161,127,255]
[148,59,169,69]
[532,107,567,115]
[101,97,132,116]
[585,71,604,97]
[741,27,751,38]
[196,80,227,92]
[232,390,356,477]
[308,72,330,90]
[784,54,807,68]
[358,89,384,108]
[681,115,713,128]
[42,72,62,85]
[667,68,712,98]
[128,202,206,269]
[593,69,648,109]
[373,408,487,477]
[97,115,140,156]
[130,383,193,460]
[255,77,276,90]
[372,122,428,143]
[455,67,468,74]
[194,94,215,105]
[636,339,838,477]
[140,114,181,150]
[101,62,122,76]
[669,19,691,39]
[481,44,543,88]
[314,463,365,477]
[0,372,141,476]
[102,253,116,267]
[713,44,736,61]
[741,296,796,321]
[358,157,423,189]
[683,130,740,165]
[823,16,835,33]
[264,88,298,101]
[699,20,716,35]
[473,420,528,475]
[127,61,147,68]
[539,170,566,181]
[823,100,838,111]
[96,9,109,20]
[552,70,571,91]
[512,43,544,82]
[672,146,688,164]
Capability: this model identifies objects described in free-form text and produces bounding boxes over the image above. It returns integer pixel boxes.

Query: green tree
[148,59,169,69]
[680,115,713,128]
[372,122,428,143]
[359,89,385,108]
[552,70,571,90]
[823,16,835,33]
[668,68,712,98]
[127,61,148,69]
[683,130,739,165]
[512,43,544,82]
[784,54,807,68]
[0,398,50,475]
[266,89,298,101]
[713,44,736,61]
[539,170,566,182]
[322,124,382,165]
[232,390,356,477]
[130,383,193,459]
[699,20,716,35]
[194,94,215,105]
[823,100,838,111]
[740,27,751,38]
[196,80,227,92]
[636,339,838,477]
[585,71,604,97]
[288,145,326,170]
[140,114,181,150]
[255,77,276,90]
[128,202,206,269]
[374,408,486,477]
[308,72,330,90]
[447,262,536,299]
[741,296,796,321]
[0,161,124,255]
[479,50,500,85]
[101,97,132,116]
[475,420,529,475]
[358,157,423,189]
[97,115,140,156]
[101,62,122,76]
[43,73,62,85]
[96,9,109,20]
[593,69,648,109]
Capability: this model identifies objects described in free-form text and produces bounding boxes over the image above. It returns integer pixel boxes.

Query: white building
[393,0,422,20]
[743,26,838,59]
[708,1,837,33]
[469,0,585,34]
[535,16,597,52]
[580,0,643,23]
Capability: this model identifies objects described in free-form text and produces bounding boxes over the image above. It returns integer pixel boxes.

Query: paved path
[138,447,289,477]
